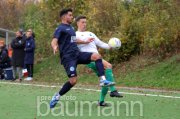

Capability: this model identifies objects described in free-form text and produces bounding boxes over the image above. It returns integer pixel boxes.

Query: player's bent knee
[107,63,112,69]
[69,77,77,85]
[103,61,112,69]
[91,53,102,61]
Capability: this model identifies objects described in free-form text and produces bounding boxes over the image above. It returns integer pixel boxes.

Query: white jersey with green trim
[76,31,110,53]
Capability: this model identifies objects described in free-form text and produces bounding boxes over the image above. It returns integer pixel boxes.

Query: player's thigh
[63,60,78,78]
[102,59,112,69]
[77,52,92,64]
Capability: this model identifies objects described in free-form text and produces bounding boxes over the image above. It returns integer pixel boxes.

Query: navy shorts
[63,52,92,78]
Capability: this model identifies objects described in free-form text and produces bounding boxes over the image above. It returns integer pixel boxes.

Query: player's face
[65,12,73,24]
[77,19,87,31]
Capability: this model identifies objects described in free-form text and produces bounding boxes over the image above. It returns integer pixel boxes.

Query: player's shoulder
[86,31,94,34]
[56,23,67,29]
[75,31,96,38]
[54,25,60,31]
[75,31,81,36]
[58,24,65,29]
[79,31,95,35]
[87,31,97,37]
[54,25,64,34]
[75,31,80,33]
[75,31,87,35]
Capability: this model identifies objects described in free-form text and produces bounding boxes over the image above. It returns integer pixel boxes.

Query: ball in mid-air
[108,37,121,48]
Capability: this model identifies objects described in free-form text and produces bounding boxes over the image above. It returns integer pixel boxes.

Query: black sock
[95,59,105,77]
[59,81,73,96]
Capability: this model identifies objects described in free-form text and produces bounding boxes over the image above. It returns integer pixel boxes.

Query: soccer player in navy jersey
[50,8,115,108]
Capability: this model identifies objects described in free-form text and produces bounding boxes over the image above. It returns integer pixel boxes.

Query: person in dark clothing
[0,46,11,68]
[22,29,35,40]
[11,30,26,81]
[24,30,35,81]
[0,41,11,79]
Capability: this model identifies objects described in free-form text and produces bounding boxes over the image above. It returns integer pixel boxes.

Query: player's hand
[52,44,58,55]
[85,37,94,44]
[51,38,58,55]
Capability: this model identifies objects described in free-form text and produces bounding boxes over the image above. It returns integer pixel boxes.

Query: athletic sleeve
[93,34,111,49]
[53,27,61,40]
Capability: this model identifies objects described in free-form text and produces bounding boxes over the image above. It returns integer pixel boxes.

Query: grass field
[34,54,180,90]
[0,81,180,119]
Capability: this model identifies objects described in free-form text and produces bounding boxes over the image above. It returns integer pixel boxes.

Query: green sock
[86,62,110,102]
[105,68,116,92]
[86,62,99,76]
[99,87,108,102]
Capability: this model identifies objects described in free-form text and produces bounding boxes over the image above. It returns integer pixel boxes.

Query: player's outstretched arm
[76,38,94,44]
[95,37,112,50]
[51,38,58,54]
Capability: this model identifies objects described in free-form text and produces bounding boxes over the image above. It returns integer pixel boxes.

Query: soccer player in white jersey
[75,16,123,106]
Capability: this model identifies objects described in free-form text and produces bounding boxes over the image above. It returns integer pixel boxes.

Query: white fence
[0,28,15,47]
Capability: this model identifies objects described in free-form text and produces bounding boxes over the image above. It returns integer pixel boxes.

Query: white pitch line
[0,81,180,99]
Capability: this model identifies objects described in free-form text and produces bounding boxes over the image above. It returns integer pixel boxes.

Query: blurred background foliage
[0,0,179,63]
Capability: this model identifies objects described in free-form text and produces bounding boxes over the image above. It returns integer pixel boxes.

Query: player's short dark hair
[75,15,86,22]
[60,8,73,17]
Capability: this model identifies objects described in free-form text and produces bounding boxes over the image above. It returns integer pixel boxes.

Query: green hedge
[22,0,180,63]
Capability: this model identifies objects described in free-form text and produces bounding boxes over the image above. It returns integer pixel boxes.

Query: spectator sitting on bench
[0,41,11,79]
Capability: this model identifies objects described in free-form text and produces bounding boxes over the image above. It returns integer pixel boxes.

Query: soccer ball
[108,37,121,48]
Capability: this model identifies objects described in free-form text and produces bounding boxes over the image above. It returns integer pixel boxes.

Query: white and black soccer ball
[108,37,121,48]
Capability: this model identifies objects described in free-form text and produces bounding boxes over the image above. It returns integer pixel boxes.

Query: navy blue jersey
[53,23,80,64]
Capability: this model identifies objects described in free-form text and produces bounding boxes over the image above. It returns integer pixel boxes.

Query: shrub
[22,0,180,63]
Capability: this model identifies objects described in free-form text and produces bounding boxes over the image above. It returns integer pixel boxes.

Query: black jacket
[11,36,26,67]
[0,47,11,68]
